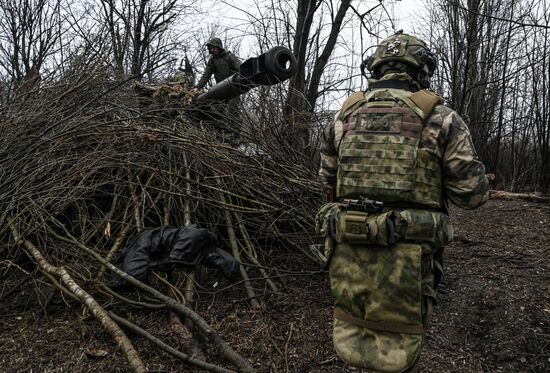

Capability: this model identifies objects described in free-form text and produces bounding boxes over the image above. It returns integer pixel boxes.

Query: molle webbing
[334,307,424,334]
[336,89,443,209]
[342,106,423,138]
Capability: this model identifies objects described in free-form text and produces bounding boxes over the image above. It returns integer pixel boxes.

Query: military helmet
[206,37,224,50]
[362,31,437,88]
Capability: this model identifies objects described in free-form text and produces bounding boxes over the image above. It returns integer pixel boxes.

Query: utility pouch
[338,210,405,246]
[399,209,453,247]
[329,242,425,372]
[314,203,342,267]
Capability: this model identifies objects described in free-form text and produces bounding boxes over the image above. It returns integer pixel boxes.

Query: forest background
[0,0,549,371]
[1,0,549,192]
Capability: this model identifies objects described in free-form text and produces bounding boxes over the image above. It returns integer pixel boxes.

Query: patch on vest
[336,94,442,208]
[409,90,442,119]
[359,112,402,132]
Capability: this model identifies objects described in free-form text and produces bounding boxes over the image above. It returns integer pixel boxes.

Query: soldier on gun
[317,31,490,372]
[194,37,242,145]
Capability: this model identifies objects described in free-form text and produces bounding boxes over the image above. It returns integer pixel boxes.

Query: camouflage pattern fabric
[338,210,402,246]
[317,206,453,249]
[318,73,489,372]
[364,32,437,89]
[400,209,453,247]
[335,86,443,208]
[319,74,490,210]
[329,241,427,372]
[315,203,342,266]
[366,32,433,73]
[196,51,241,89]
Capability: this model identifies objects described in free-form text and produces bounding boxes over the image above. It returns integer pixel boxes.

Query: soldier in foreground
[194,37,242,145]
[317,31,489,372]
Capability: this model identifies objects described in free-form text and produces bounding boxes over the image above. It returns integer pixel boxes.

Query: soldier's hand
[486,173,496,182]
[185,87,204,104]
[189,87,203,96]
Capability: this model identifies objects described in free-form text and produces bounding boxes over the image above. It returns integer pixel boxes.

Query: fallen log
[489,190,550,204]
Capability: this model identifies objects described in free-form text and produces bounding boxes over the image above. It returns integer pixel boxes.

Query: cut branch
[7,215,146,373]
[109,312,237,373]
[489,190,550,204]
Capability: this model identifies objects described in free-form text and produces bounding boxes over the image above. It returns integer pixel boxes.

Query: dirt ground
[1,199,549,372]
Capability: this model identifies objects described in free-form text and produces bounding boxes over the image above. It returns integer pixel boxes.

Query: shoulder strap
[408,90,443,120]
[338,91,366,120]
[338,89,442,122]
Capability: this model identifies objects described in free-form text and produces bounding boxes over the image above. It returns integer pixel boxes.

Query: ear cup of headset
[361,55,377,79]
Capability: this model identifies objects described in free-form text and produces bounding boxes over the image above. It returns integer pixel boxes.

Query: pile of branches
[0,67,324,372]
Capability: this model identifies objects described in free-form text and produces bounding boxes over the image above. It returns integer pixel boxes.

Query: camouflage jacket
[196,51,241,89]
[319,76,489,210]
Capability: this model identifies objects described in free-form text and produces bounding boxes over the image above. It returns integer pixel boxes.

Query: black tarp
[109,224,239,287]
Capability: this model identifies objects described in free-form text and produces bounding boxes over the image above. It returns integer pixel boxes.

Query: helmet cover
[362,31,437,87]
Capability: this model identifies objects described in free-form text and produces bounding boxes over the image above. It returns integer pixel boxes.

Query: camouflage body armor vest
[336,88,443,209]
[322,87,450,372]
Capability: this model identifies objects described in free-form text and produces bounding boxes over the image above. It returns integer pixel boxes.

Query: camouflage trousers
[218,97,242,146]
[202,98,242,146]
[329,241,442,373]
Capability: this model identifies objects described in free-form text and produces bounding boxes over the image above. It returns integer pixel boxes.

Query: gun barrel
[196,46,296,102]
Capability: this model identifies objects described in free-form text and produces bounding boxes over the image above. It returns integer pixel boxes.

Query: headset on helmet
[361,31,437,89]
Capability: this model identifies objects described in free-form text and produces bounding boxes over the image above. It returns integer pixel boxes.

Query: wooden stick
[218,190,259,308]
[47,219,256,373]
[7,216,146,373]
[98,284,166,310]
[489,190,550,203]
[95,212,131,282]
[110,312,236,373]
[234,212,280,294]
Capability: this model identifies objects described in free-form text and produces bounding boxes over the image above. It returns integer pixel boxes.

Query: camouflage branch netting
[0,64,325,371]
[0,68,323,262]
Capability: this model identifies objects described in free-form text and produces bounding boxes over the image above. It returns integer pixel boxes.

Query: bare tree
[283,0,353,148]
[424,0,550,192]
[0,0,62,96]
[97,0,197,80]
